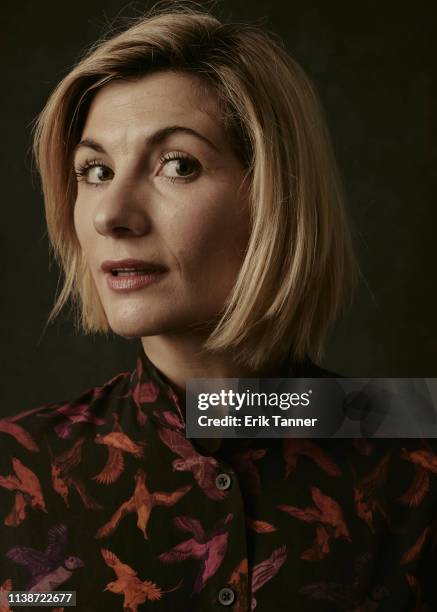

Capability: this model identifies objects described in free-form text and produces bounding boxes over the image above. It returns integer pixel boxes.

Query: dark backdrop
[1,0,435,416]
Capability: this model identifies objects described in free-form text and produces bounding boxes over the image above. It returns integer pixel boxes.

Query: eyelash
[74,152,200,186]
[74,159,106,185]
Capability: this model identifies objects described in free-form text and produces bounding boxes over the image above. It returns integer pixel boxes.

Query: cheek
[73,201,83,242]
[73,199,92,252]
[169,193,250,280]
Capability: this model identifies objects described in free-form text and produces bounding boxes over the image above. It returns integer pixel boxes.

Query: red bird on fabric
[277,486,350,560]
[352,452,392,532]
[0,419,39,452]
[37,373,129,437]
[230,442,267,496]
[157,426,230,501]
[250,545,288,610]
[158,513,233,593]
[121,356,159,425]
[282,439,342,479]
[398,440,437,507]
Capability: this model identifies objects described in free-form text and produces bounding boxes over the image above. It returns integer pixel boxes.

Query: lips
[101,258,168,276]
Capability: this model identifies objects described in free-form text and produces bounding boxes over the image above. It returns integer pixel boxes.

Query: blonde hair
[33,1,361,370]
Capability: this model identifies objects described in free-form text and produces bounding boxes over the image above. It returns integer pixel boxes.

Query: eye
[159,152,201,183]
[75,159,114,185]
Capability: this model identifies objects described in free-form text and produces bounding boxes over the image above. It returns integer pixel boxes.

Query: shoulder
[0,368,132,452]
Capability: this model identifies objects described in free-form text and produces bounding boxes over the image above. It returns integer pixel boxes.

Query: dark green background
[1,1,435,416]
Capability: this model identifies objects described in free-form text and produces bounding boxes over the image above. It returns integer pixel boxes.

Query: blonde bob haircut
[33,1,360,371]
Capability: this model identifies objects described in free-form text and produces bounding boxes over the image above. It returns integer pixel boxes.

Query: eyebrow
[74,125,221,156]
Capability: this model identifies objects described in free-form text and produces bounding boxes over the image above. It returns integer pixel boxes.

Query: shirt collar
[130,343,186,432]
[130,341,325,433]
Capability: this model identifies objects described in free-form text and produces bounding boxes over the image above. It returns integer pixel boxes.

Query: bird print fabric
[0,344,436,611]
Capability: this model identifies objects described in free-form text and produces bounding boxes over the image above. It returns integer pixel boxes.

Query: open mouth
[110,267,166,277]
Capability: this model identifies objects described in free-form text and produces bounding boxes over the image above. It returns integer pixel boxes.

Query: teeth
[112,268,157,276]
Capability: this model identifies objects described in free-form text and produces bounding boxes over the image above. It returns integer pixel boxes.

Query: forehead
[81,71,222,141]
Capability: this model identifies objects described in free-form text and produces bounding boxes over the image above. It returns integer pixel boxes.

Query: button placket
[218,586,235,606]
[215,472,232,491]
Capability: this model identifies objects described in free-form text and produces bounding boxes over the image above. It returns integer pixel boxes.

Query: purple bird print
[158,513,233,593]
[250,545,288,610]
[6,524,84,592]
[156,426,229,501]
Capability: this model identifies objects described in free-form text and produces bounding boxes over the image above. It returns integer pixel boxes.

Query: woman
[0,4,435,611]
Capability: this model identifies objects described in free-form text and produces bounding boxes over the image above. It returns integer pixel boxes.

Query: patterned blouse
[0,345,436,611]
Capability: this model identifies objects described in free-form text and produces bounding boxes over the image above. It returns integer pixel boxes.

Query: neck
[140,333,279,394]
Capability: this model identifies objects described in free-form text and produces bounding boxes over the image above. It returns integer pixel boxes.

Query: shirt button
[215,472,232,491]
[218,586,235,606]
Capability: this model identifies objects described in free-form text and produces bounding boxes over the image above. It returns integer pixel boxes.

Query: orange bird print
[101,548,182,612]
[93,412,146,485]
[226,558,249,612]
[400,504,437,566]
[0,418,39,452]
[277,486,350,560]
[0,578,13,612]
[246,517,277,533]
[351,451,391,531]
[95,469,191,540]
[0,457,47,527]
[48,436,102,510]
[282,439,342,479]
[398,440,437,507]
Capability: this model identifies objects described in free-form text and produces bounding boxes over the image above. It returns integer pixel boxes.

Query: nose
[93,175,152,238]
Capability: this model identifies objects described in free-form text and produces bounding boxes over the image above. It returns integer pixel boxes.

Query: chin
[107,317,167,339]
[105,308,185,339]
[103,297,218,339]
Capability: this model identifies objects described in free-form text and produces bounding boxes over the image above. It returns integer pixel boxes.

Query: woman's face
[73,71,251,339]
